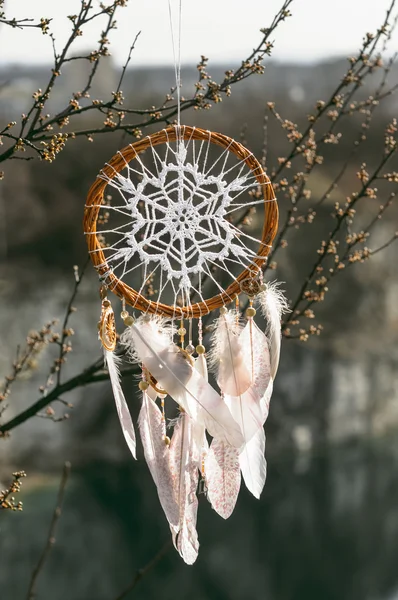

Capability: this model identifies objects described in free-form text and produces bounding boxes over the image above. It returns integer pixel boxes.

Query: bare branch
[0,0,293,163]
[0,321,58,410]
[55,260,90,387]
[115,31,141,95]
[27,462,71,600]
[113,540,172,600]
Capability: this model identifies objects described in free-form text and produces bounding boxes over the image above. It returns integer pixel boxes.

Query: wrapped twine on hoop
[84,125,278,318]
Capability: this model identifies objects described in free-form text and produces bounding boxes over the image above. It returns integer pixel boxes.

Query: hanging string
[167,0,182,133]
[177,0,182,127]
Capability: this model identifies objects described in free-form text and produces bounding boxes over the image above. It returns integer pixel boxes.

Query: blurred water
[1,436,398,600]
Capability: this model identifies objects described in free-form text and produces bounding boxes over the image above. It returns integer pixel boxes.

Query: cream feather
[105,350,136,459]
[138,392,180,527]
[209,310,251,396]
[258,282,289,379]
[124,317,244,448]
[169,412,199,565]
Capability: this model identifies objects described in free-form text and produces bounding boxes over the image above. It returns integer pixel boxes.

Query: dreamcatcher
[83,2,287,566]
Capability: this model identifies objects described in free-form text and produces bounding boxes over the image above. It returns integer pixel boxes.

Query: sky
[0,0,397,67]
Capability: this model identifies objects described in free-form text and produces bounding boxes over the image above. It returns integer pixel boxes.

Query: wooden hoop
[84,125,278,318]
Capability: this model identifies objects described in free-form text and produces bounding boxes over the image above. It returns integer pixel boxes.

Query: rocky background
[0,59,397,465]
[0,57,398,600]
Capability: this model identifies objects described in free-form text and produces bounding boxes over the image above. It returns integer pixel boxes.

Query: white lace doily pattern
[85,126,277,316]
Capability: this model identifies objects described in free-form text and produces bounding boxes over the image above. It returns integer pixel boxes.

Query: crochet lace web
[90,132,272,310]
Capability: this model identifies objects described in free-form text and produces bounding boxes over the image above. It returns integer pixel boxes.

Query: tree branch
[0,0,293,163]
[0,359,105,435]
[27,462,71,600]
[113,540,172,600]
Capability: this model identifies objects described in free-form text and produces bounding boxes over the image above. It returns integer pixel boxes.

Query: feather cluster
[103,284,287,565]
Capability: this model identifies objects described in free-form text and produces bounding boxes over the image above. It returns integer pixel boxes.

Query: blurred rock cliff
[0,58,397,470]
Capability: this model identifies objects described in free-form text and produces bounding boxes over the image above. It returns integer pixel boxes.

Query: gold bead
[124,315,134,326]
[219,306,228,315]
[120,310,129,319]
[138,380,149,391]
[164,435,171,446]
[196,344,206,354]
[259,283,267,292]
[246,307,257,317]
[177,327,186,336]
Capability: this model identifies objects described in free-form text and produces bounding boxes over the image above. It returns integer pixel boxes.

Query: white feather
[209,311,251,396]
[121,315,173,363]
[105,350,136,459]
[125,317,244,448]
[146,384,158,402]
[138,392,180,527]
[258,282,289,379]
[238,358,274,498]
[195,353,208,381]
[259,378,274,423]
[229,320,274,498]
[224,387,263,444]
[239,427,267,499]
[169,412,199,565]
